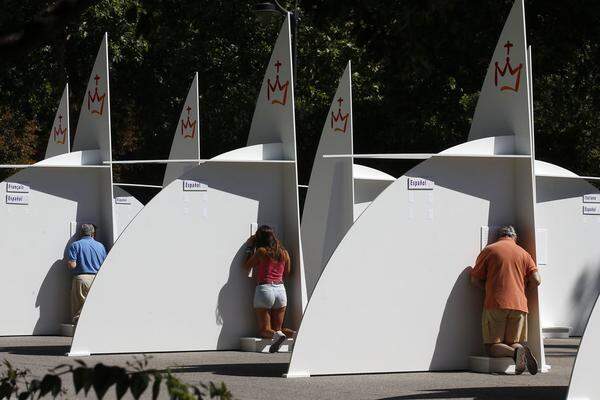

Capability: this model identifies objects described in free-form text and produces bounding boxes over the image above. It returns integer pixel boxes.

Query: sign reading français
[407,177,435,190]
[583,205,600,215]
[183,180,208,192]
[6,194,29,205]
[583,194,600,203]
[6,182,29,193]
[114,197,131,205]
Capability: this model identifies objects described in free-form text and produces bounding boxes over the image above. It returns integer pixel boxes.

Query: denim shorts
[253,284,287,309]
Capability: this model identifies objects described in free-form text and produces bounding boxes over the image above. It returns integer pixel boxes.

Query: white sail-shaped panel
[567,295,600,399]
[302,63,354,297]
[44,84,70,159]
[72,33,112,162]
[163,73,200,186]
[468,0,532,155]
[247,15,296,160]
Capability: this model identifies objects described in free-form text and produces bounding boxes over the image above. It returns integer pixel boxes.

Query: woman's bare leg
[256,308,274,338]
[269,307,286,333]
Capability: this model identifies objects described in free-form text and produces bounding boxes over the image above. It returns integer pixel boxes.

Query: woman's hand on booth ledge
[67,260,77,270]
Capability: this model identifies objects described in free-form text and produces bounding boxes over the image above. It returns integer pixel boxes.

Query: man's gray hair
[81,223,95,237]
[498,225,517,238]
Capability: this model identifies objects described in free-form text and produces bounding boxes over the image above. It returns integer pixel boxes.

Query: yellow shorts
[482,309,527,344]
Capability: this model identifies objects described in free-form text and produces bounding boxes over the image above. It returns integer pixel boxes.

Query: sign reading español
[114,197,131,205]
[583,194,600,203]
[183,180,208,192]
[6,182,29,193]
[407,177,435,190]
[6,194,29,205]
[583,205,600,215]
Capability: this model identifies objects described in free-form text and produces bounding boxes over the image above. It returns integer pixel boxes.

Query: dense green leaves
[0,357,232,399]
[0,0,599,195]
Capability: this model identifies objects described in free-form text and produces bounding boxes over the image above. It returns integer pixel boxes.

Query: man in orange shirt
[469,225,541,375]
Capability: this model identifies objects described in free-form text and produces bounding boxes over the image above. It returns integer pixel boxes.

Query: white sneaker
[269,331,286,353]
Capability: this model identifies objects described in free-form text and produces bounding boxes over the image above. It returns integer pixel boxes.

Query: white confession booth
[287,0,547,377]
[68,15,307,356]
[567,295,600,400]
[0,34,143,336]
[301,61,394,297]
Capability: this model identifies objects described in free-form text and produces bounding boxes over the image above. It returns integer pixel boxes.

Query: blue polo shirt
[67,236,107,275]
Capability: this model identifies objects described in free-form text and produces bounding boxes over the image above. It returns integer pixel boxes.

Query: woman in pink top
[244,226,293,352]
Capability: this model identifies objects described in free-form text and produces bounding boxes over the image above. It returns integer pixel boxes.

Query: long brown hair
[255,225,285,261]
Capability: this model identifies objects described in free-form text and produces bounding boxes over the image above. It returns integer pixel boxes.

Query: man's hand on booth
[67,260,77,270]
[467,266,485,290]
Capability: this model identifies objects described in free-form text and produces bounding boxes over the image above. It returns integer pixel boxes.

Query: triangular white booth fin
[247,15,296,160]
[44,84,70,159]
[163,73,200,186]
[72,33,112,162]
[468,0,532,155]
[302,62,354,297]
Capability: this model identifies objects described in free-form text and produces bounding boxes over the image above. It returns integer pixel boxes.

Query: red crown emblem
[267,60,289,106]
[87,74,106,116]
[52,114,67,144]
[494,41,523,92]
[330,97,349,134]
[181,105,197,139]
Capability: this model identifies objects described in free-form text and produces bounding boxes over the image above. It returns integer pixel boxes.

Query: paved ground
[0,337,577,399]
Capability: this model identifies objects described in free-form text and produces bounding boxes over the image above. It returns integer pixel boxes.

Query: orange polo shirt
[470,237,538,313]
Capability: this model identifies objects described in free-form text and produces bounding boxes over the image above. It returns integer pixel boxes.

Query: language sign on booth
[6,182,30,193]
[6,194,29,205]
[583,194,600,203]
[183,180,208,192]
[583,205,600,215]
[115,197,131,205]
[407,177,435,190]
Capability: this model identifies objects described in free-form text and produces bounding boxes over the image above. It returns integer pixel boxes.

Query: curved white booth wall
[567,295,600,400]
[288,136,543,376]
[353,164,395,218]
[69,145,304,354]
[0,151,140,335]
[535,161,600,335]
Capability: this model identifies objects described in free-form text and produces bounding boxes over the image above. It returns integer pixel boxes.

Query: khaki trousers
[71,274,95,323]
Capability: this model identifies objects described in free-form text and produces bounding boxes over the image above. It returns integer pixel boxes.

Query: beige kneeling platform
[60,324,75,337]
[240,337,295,353]
[542,326,571,339]
[469,356,515,374]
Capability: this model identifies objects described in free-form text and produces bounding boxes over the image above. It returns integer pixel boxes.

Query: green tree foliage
[0,0,599,193]
[0,358,232,399]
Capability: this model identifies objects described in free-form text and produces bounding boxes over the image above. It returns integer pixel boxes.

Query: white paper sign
[183,180,208,192]
[407,177,434,190]
[6,182,29,193]
[583,194,600,203]
[115,197,131,205]
[583,205,600,215]
[6,194,29,205]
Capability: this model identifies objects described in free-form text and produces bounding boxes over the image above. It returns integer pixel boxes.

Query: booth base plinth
[60,324,75,337]
[469,356,515,374]
[542,326,571,339]
[240,337,295,353]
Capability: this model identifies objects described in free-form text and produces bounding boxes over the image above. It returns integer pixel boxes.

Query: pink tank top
[255,255,285,284]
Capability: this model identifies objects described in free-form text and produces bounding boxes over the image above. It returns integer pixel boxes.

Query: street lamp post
[254,0,299,83]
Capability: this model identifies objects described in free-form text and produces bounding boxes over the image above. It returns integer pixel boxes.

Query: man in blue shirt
[67,224,107,323]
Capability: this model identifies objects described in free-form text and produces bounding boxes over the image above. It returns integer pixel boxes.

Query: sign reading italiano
[183,180,208,192]
[6,194,29,205]
[6,182,30,193]
[583,194,600,204]
[407,177,435,190]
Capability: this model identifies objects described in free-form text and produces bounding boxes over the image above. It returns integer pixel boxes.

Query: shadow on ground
[169,362,288,378]
[0,345,70,356]
[379,385,567,400]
